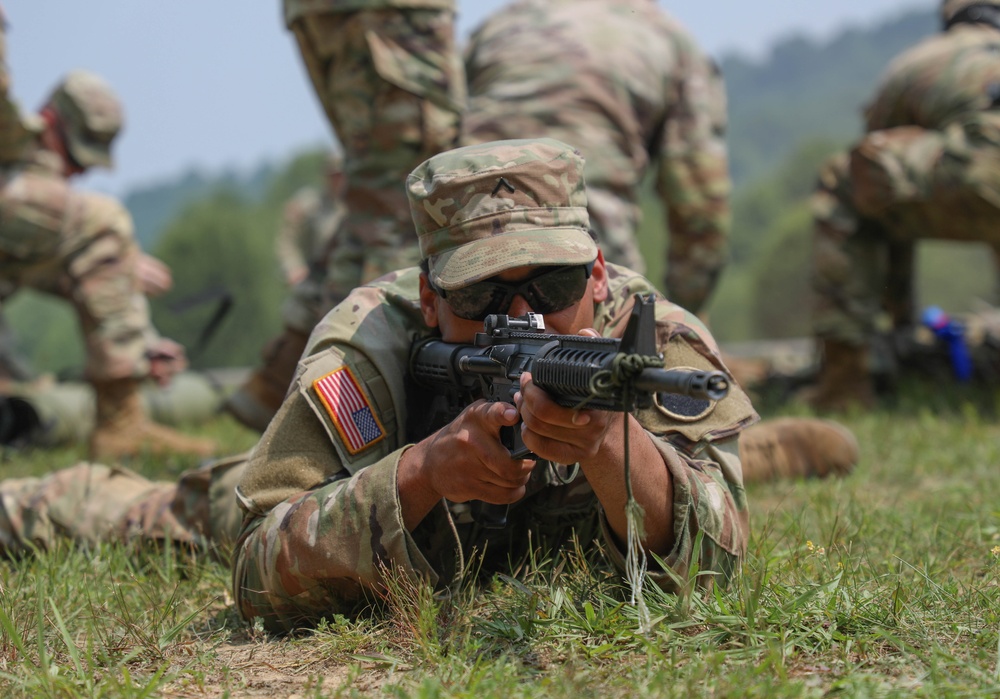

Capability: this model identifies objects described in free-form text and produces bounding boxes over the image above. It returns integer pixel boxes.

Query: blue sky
[6,0,930,196]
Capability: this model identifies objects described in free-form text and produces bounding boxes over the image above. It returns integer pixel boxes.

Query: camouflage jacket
[864,23,1000,132]
[275,185,345,280]
[462,0,731,310]
[282,0,454,26]
[234,264,756,625]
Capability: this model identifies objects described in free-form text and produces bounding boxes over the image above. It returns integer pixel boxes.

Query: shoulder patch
[312,367,386,455]
[653,365,717,422]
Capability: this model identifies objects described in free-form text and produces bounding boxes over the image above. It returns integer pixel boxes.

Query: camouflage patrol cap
[407,138,596,291]
[941,0,1000,26]
[45,70,123,169]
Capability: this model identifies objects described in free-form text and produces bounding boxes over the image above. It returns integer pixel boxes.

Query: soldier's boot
[798,339,876,412]
[89,378,217,461]
[224,327,309,432]
[739,417,859,484]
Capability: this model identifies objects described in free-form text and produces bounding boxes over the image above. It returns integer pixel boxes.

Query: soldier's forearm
[580,414,675,556]
[396,441,446,531]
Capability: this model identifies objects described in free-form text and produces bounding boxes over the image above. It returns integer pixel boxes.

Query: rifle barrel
[634,368,729,402]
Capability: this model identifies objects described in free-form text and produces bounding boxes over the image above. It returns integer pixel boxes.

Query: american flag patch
[312,367,385,454]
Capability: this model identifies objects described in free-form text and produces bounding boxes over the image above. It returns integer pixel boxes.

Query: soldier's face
[420,251,608,342]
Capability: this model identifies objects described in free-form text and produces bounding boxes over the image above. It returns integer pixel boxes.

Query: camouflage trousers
[811,117,1000,345]
[0,180,156,381]
[289,7,465,307]
[0,454,247,558]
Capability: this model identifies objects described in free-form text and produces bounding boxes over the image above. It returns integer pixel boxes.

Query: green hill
[722,7,936,184]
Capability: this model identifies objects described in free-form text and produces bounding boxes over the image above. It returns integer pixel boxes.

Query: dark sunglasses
[431,262,595,321]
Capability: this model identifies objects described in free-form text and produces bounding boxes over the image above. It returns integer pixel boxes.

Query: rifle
[409,292,730,527]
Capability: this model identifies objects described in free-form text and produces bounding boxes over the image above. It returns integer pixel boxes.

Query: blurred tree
[150,148,328,369]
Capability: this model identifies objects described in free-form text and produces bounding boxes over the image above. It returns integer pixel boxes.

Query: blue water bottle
[921,306,973,382]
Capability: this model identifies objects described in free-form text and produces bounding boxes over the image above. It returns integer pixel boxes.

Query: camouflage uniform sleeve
[600,435,748,591]
[656,32,732,314]
[232,344,460,633]
[232,442,453,632]
[596,283,753,591]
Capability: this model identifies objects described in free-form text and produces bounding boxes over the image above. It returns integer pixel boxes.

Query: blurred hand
[136,253,173,297]
[146,337,187,386]
[285,265,309,287]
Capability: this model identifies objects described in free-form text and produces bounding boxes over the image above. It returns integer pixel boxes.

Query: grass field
[1,381,999,698]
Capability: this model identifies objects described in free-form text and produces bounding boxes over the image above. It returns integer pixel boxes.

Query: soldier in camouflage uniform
[0,71,215,459]
[224,0,467,432]
[228,137,751,632]
[806,0,1000,410]
[462,0,731,316]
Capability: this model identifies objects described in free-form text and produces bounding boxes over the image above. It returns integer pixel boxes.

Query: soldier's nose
[507,294,533,317]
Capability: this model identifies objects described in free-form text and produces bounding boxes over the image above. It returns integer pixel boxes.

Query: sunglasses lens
[442,265,591,321]
[525,266,589,314]
[446,285,508,321]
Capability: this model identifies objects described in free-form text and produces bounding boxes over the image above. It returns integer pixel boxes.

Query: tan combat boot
[799,338,876,412]
[224,327,309,432]
[89,378,217,461]
[739,417,859,484]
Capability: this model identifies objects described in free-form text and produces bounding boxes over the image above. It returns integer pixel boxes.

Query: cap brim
[68,139,113,169]
[429,227,597,291]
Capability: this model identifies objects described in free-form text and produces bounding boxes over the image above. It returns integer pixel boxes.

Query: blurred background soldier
[226,152,347,430]
[462,0,731,317]
[274,151,346,289]
[0,70,215,459]
[805,0,1000,411]
[225,0,466,431]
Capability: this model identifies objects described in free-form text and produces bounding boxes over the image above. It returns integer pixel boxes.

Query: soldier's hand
[136,253,173,297]
[516,370,614,466]
[418,399,535,505]
[146,337,188,386]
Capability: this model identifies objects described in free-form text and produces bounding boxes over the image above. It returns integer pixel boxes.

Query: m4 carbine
[409,292,729,527]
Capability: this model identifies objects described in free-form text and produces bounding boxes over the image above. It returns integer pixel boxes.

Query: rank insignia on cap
[313,367,385,454]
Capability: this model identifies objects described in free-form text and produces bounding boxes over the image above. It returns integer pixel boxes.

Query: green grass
[1,385,1000,697]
